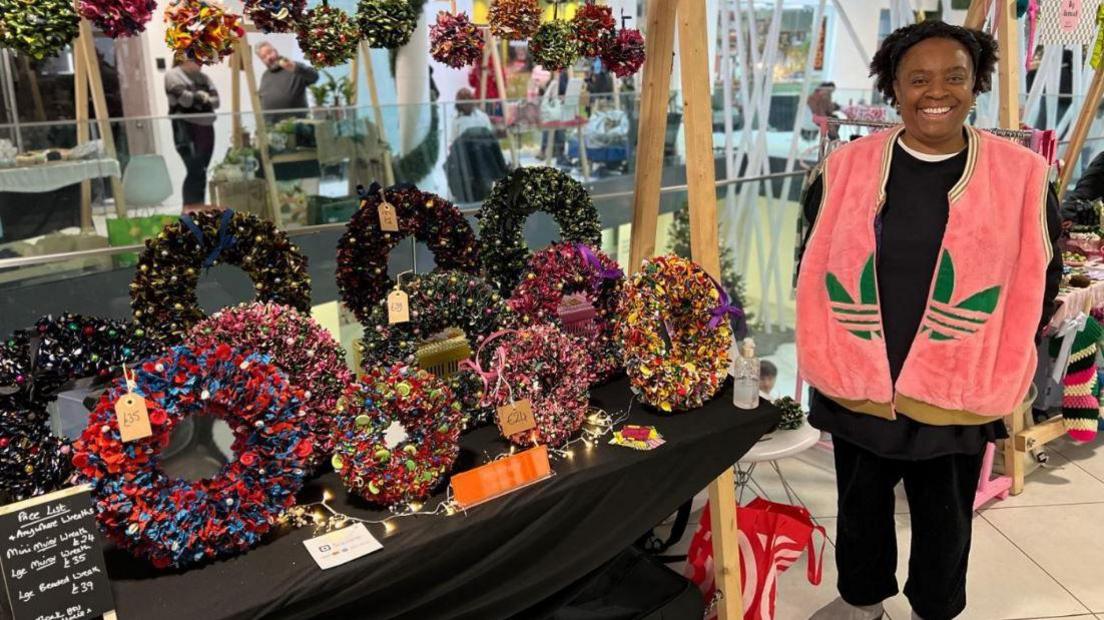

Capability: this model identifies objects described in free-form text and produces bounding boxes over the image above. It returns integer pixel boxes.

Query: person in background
[759,360,778,400]
[450,88,494,145]
[806,81,840,140]
[165,58,219,206]
[256,42,319,120]
[798,21,1061,620]
[1060,149,1104,222]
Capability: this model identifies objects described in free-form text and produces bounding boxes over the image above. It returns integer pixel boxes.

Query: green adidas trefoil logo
[825,251,1001,342]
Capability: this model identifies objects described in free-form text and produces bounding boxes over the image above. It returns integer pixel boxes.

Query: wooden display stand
[629,0,742,617]
[73,18,127,229]
[349,41,397,186]
[226,31,283,226]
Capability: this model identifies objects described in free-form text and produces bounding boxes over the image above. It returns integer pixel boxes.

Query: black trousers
[173,120,215,206]
[833,437,985,620]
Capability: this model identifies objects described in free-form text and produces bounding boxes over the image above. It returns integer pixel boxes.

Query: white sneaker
[809,597,885,620]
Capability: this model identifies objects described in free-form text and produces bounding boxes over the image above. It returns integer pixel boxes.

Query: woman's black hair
[869,20,998,105]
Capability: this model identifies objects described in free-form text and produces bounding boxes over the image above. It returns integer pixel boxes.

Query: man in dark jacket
[1062,149,1104,222]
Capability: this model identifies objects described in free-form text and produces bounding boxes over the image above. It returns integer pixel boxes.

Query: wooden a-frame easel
[629,0,743,617]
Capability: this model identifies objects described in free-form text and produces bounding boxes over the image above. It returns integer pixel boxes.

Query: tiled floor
[664,434,1104,619]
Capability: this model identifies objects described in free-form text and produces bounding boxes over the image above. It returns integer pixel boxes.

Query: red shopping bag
[683,498,826,619]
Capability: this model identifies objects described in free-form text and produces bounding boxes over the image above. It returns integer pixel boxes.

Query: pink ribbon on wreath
[458,329,519,397]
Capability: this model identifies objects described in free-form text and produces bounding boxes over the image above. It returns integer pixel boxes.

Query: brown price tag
[387,289,410,324]
[497,399,536,437]
[378,201,399,232]
[115,392,152,442]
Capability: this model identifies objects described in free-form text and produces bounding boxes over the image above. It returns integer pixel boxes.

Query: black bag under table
[86,377,779,620]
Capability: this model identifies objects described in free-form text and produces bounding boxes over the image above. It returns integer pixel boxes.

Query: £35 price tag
[115,366,151,443]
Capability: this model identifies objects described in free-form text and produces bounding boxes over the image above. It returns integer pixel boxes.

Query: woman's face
[892,37,975,152]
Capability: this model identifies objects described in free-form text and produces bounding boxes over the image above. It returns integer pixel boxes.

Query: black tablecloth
[97,378,779,620]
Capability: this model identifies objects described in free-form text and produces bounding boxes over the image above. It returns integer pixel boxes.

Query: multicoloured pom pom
[619,255,732,413]
[243,0,305,33]
[572,2,615,58]
[529,20,579,72]
[163,0,244,66]
[297,3,360,67]
[186,303,352,469]
[357,0,419,49]
[130,209,312,345]
[78,0,158,38]
[478,166,602,297]
[73,343,313,569]
[337,183,480,324]
[481,326,594,448]
[331,364,463,507]
[0,0,79,60]
[600,27,646,77]
[429,11,485,68]
[357,271,512,427]
[488,0,540,41]
[508,243,624,382]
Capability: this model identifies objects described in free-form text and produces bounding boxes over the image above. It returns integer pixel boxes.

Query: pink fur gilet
[795,126,1052,425]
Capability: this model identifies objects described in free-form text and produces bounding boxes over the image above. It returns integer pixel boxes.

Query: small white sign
[303,523,382,570]
[383,420,409,450]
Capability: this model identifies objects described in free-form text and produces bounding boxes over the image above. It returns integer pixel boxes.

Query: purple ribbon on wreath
[705,273,744,330]
[575,243,623,284]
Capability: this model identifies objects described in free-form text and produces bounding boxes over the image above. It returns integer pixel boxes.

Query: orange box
[451,445,553,509]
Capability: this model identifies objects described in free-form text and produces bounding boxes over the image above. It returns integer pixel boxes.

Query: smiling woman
[796,20,1063,620]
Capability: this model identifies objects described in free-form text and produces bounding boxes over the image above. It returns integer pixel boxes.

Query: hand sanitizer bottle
[731,338,760,410]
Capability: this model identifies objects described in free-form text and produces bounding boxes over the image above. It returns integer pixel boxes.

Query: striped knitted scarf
[1060,317,1103,442]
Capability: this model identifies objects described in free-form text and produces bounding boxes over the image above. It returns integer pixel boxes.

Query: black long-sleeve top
[800,140,1064,460]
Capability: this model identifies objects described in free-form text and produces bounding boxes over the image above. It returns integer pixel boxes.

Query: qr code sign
[1038,0,1103,46]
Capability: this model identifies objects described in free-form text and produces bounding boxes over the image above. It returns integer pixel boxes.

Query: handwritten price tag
[497,399,536,437]
[114,392,151,443]
[378,201,399,232]
[387,289,410,324]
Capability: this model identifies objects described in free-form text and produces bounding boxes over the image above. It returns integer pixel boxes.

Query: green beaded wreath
[357,270,511,427]
[0,0,79,60]
[356,0,418,49]
[477,166,601,297]
[130,209,312,345]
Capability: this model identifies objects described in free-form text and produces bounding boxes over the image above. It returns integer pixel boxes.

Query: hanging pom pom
[488,0,540,41]
[243,0,305,34]
[571,2,615,58]
[0,0,79,60]
[164,0,244,66]
[357,0,419,49]
[600,27,645,78]
[430,11,485,69]
[297,3,360,67]
[78,0,158,38]
[529,20,579,72]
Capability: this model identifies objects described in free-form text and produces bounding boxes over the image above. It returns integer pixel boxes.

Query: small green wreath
[477,166,602,297]
[130,209,312,344]
[0,0,79,60]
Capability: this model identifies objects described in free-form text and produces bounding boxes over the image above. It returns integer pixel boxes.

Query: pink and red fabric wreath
[78,0,157,38]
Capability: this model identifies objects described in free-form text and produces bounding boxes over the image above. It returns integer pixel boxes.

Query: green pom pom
[529,20,579,72]
[357,0,418,49]
[0,0,79,60]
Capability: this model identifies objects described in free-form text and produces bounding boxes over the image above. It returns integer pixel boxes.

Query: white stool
[735,423,821,508]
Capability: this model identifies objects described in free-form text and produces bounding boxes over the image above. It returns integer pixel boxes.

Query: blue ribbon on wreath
[179,209,237,269]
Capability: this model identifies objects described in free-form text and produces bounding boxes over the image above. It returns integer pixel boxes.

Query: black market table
[94,377,779,620]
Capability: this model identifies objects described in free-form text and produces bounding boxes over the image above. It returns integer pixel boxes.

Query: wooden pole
[18,56,46,122]
[995,0,1020,129]
[73,36,92,231]
[230,47,243,149]
[628,0,678,270]
[360,42,397,186]
[486,32,518,167]
[235,36,283,225]
[77,19,127,218]
[1058,63,1104,197]
[964,0,992,30]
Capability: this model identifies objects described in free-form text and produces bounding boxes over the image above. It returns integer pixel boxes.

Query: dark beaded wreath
[477,166,602,297]
[0,314,154,502]
[129,209,312,345]
[357,271,511,427]
[337,183,480,324]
